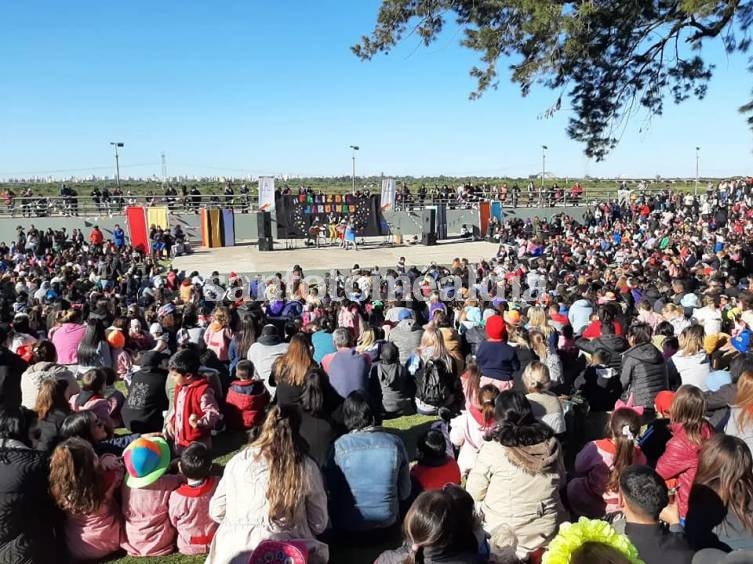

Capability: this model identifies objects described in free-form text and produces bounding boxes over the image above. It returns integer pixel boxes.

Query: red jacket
[582,320,624,340]
[89,228,104,245]
[224,380,269,430]
[175,379,211,446]
[656,422,713,518]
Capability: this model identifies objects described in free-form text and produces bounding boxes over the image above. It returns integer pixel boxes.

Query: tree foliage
[353,0,753,160]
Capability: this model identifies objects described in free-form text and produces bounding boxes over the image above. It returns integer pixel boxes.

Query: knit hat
[123,437,171,488]
[654,390,675,415]
[485,315,507,341]
[106,329,125,349]
[157,303,176,318]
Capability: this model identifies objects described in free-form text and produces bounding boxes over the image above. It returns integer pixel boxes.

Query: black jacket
[121,367,169,433]
[573,364,622,412]
[299,410,343,468]
[0,348,28,408]
[622,522,694,564]
[33,409,68,452]
[577,334,629,372]
[620,343,668,408]
[705,383,737,431]
[0,446,59,563]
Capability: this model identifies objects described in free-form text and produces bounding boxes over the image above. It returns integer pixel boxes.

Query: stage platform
[172,238,499,276]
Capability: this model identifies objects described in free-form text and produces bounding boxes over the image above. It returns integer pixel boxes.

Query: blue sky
[1,0,751,180]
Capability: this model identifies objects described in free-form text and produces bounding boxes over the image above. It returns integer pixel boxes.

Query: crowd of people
[1,183,753,563]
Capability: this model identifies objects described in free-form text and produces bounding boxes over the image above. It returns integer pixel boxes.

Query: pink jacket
[168,477,220,555]
[567,439,646,518]
[64,454,125,562]
[203,325,232,362]
[51,322,86,365]
[449,405,495,475]
[121,474,183,556]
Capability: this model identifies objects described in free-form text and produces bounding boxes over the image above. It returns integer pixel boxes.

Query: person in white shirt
[692,295,723,337]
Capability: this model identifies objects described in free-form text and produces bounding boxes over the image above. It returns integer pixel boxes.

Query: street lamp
[349,145,359,193]
[541,145,548,189]
[695,146,701,197]
[110,142,124,189]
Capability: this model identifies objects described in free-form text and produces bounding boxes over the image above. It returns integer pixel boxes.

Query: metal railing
[0,187,670,218]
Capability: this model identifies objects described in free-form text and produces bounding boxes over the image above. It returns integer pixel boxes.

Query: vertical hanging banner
[380,178,396,210]
[258,176,276,212]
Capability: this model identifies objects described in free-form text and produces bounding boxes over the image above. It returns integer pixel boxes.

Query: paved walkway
[173,238,499,276]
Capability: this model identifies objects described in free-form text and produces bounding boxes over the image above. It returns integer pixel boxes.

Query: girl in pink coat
[567,407,647,518]
[120,437,183,556]
[49,437,125,562]
[449,384,499,476]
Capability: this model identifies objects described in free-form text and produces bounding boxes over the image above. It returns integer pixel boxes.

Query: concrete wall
[0,206,588,244]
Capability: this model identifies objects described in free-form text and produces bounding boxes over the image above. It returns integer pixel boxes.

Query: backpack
[415,359,453,407]
[249,540,308,564]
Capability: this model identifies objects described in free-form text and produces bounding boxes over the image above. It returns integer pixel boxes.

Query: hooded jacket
[620,342,668,408]
[387,319,424,366]
[466,435,565,558]
[576,334,629,372]
[369,350,415,417]
[574,364,621,412]
[20,361,78,410]
[568,299,593,335]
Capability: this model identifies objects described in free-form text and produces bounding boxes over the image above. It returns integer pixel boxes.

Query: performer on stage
[336,219,347,248]
[344,217,357,251]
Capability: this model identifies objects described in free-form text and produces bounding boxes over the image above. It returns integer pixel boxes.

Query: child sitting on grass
[120,437,183,556]
[224,360,269,431]
[410,429,461,494]
[168,442,220,555]
[165,349,221,454]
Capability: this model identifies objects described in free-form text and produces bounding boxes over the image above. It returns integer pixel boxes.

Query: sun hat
[122,437,171,488]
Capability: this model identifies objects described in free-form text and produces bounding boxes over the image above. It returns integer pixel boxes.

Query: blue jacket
[326,428,411,532]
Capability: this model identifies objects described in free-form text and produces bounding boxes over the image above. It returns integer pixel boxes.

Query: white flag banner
[258,176,276,212]
[381,178,396,210]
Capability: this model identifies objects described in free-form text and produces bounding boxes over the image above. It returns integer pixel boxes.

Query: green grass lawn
[107,413,434,564]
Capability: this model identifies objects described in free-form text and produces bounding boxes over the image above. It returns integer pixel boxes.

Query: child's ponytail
[608,408,641,492]
[463,356,482,408]
[478,384,500,426]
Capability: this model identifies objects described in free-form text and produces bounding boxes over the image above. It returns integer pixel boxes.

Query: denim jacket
[325,427,411,532]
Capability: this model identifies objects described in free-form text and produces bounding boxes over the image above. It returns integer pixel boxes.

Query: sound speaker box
[421,233,437,246]
[257,211,273,239]
[422,209,436,234]
[258,236,274,252]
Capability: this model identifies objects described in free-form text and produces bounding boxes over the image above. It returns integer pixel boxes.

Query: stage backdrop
[275,194,384,239]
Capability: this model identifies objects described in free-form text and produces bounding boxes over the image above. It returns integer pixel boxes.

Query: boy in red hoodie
[224,360,269,430]
[165,349,221,454]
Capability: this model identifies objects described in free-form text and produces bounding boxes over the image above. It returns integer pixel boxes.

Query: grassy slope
[107,413,434,564]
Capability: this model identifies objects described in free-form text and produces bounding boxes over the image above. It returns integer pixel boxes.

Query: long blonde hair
[251,405,307,528]
[530,330,549,360]
[418,325,452,370]
[527,306,554,337]
[735,371,753,432]
[356,326,376,354]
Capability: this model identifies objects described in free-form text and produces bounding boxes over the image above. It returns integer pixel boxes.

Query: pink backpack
[249,540,308,564]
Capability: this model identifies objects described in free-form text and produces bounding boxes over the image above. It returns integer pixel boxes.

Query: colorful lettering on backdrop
[274,195,385,239]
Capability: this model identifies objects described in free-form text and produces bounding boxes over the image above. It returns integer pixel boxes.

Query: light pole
[110,142,124,189]
[695,146,700,197]
[541,145,548,189]
[349,145,359,193]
